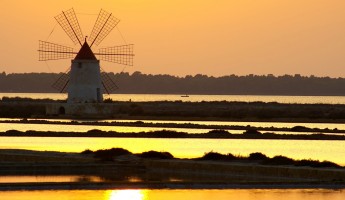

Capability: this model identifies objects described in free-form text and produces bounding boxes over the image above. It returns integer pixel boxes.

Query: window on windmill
[78,62,82,68]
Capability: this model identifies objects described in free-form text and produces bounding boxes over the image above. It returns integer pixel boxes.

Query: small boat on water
[181,95,189,97]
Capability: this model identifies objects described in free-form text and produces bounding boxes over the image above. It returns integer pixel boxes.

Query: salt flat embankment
[0,149,344,190]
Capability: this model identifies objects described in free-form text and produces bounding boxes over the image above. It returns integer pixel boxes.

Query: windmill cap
[74,41,97,60]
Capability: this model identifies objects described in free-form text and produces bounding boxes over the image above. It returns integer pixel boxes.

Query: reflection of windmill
[38,8,134,103]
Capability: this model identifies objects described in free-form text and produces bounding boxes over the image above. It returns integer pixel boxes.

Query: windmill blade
[38,41,76,61]
[88,9,120,47]
[52,69,70,93]
[55,8,84,46]
[100,69,119,94]
[96,44,134,66]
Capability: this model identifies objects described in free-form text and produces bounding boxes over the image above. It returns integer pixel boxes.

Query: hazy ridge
[1,71,345,95]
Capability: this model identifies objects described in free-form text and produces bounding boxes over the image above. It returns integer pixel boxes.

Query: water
[1,93,345,196]
[2,119,345,135]
[0,189,344,200]
[4,118,345,130]
[0,122,217,134]
[2,93,345,104]
[0,137,344,165]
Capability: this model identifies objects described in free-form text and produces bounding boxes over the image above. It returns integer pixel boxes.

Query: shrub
[263,155,295,165]
[94,148,132,161]
[137,151,174,159]
[248,152,269,161]
[199,152,227,161]
[243,129,261,135]
[296,159,340,168]
[206,129,231,138]
[291,126,309,132]
[198,152,237,161]
[149,130,188,138]
[208,129,230,134]
[81,149,93,154]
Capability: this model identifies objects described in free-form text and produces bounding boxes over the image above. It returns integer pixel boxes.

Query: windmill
[38,8,134,103]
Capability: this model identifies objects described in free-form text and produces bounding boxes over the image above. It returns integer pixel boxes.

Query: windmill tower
[39,8,134,103]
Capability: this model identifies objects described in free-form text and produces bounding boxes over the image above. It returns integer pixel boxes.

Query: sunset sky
[1,0,345,77]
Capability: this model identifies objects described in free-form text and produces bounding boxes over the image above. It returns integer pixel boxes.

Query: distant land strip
[2,130,345,140]
[2,98,345,122]
[2,119,345,134]
[1,72,345,95]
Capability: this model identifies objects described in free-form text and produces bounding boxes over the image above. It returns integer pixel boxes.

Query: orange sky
[1,0,345,77]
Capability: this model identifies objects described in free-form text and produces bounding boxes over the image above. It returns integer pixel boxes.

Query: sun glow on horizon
[106,190,146,200]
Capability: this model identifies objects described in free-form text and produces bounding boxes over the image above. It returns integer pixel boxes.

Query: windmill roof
[74,41,97,60]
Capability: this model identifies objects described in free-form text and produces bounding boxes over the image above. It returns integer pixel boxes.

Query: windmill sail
[55,8,84,46]
[100,69,119,94]
[38,41,75,61]
[88,9,120,47]
[97,44,134,66]
[52,70,70,93]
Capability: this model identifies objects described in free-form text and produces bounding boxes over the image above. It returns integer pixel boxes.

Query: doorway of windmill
[59,106,65,115]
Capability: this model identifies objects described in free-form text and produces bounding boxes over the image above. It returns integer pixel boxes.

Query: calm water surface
[2,119,345,135]
[3,118,345,132]
[1,189,344,200]
[2,93,345,104]
[0,137,344,165]
[0,122,216,134]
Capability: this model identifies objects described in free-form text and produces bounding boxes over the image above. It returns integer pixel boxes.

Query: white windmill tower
[39,8,134,116]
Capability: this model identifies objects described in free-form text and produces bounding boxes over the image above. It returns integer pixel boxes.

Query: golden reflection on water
[0,189,344,200]
[1,137,344,165]
[106,190,146,200]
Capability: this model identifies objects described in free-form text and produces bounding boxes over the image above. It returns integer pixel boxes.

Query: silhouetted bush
[263,155,295,165]
[291,126,310,132]
[148,130,188,138]
[243,129,262,135]
[198,152,237,161]
[137,151,174,159]
[94,148,132,161]
[205,129,231,138]
[248,152,269,161]
[87,129,103,134]
[295,159,340,168]
[81,149,93,154]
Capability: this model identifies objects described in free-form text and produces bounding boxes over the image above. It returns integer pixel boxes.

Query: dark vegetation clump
[243,129,262,135]
[291,126,310,132]
[197,152,237,161]
[87,129,103,134]
[147,130,188,138]
[137,151,174,159]
[94,148,132,161]
[83,147,341,168]
[205,129,231,138]
[262,155,295,165]
[295,159,341,168]
[81,149,93,154]
[248,152,269,161]
[196,152,342,168]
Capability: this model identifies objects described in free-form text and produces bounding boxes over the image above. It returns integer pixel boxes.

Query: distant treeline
[1,71,345,95]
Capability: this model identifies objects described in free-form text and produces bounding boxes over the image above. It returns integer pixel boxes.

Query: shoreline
[2,129,345,141]
[1,182,345,191]
[0,149,344,190]
[3,99,345,122]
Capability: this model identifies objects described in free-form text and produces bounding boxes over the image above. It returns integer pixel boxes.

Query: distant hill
[1,71,345,96]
